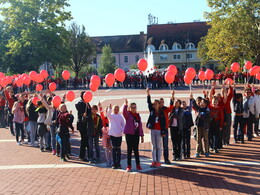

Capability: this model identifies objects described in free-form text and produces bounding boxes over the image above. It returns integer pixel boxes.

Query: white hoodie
[107,108,125,137]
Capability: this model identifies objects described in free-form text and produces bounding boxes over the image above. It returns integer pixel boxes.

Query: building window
[159,44,169,51]
[172,43,182,50]
[160,54,168,61]
[186,43,196,50]
[186,53,193,59]
[135,55,139,63]
[173,54,181,60]
[124,56,128,63]
[146,44,155,52]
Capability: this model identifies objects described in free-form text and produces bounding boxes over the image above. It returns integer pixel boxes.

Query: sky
[66,0,211,36]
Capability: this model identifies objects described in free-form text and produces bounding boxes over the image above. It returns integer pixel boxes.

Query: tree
[0,0,72,73]
[66,22,95,77]
[198,0,260,68]
[98,45,117,76]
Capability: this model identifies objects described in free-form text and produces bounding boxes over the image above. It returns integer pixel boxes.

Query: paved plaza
[0,88,259,195]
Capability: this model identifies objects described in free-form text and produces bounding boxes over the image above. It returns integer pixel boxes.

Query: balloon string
[189,84,192,93]
[122,81,126,99]
[97,89,100,102]
[145,76,148,88]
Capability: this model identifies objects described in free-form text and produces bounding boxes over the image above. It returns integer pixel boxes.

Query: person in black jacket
[169,99,184,161]
[233,87,243,143]
[83,105,103,163]
[75,91,91,162]
[146,88,166,168]
[182,99,194,159]
[190,93,211,158]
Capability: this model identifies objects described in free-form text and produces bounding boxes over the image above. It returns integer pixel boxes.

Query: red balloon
[137,58,148,71]
[32,97,40,106]
[49,82,57,92]
[105,73,115,87]
[66,91,75,102]
[249,66,260,76]
[2,78,9,86]
[90,75,101,87]
[167,65,177,75]
[90,83,98,92]
[185,67,196,80]
[164,71,175,84]
[205,69,214,80]
[256,73,260,80]
[231,62,240,73]
[40,70,48,79]
[225,78,234,85]
[62,70,70,80]
[52,96,62,108]
[29,71,38,81]
[16,78,23,87]
[83,91,93,103]
[23,77,31,85]
[245,61,252,70]
[0,72,5,79]
[198,71,206,81]
[36,84,43,91]
[36,74,44,83]
[184,76,192,85]
[114,68,126,82]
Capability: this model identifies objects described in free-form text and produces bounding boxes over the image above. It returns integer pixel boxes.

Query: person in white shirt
[107,104,125,169]
[240,88,255,142]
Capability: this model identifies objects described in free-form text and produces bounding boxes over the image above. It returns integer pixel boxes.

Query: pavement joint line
[0,140,16,142]
[0,160,259,171]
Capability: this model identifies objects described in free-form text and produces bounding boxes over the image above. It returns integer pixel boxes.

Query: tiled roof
[91,33,147,54]
[146,22,210,49]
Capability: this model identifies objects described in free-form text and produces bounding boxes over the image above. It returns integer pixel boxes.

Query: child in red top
[209,98,224,153]
[0,94,6,128]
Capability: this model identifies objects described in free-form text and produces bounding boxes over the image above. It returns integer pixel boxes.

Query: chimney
[140,31,144,35]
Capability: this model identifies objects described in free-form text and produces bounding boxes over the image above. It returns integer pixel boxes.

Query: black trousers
[182,128,191,157]
[110,136,122,166]
[125,134,140,166]
[79,129,89,160]
[170,127,182,159]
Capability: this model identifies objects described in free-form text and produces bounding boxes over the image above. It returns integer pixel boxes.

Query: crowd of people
[0,81,259,172]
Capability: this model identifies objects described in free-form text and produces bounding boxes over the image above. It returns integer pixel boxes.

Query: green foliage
[0,0,72,73]
[78,65,97,78]
[98,45,117,76]
[66,22,96,77]
[198,0,260,69]
[129,64,138,69]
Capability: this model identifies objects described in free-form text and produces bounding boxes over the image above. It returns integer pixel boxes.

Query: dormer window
[146,45,155,52]
[172,43,182,50]
[159,44,169,51]
[186,43,195,50]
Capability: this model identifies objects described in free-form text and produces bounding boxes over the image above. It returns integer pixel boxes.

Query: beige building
[145,22,218,71]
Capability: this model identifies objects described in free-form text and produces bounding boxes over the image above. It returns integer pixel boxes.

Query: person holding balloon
[190,93,211,158]
[75,91,91,162]
[146,88,166,167]
[56,104,74,162]
[107,103,125,169]
[123,99,144,172]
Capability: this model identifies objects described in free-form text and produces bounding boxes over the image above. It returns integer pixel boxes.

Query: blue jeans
[151,129,162,162]
[233,115,243,141]
[88,136,100,159]
[110,136,122,166]
[162,130,169,160]
[50,125,56,150]
[29,121,38,146]
[0,109,5,127]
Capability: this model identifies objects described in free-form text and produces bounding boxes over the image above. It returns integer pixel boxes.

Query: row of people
[1,83,260,172]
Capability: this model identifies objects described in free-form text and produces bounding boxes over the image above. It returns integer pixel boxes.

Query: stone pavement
[0,89,260,195]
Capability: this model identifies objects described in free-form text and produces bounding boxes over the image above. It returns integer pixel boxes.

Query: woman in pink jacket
[123,99,144,172]
[12,94,25,145]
